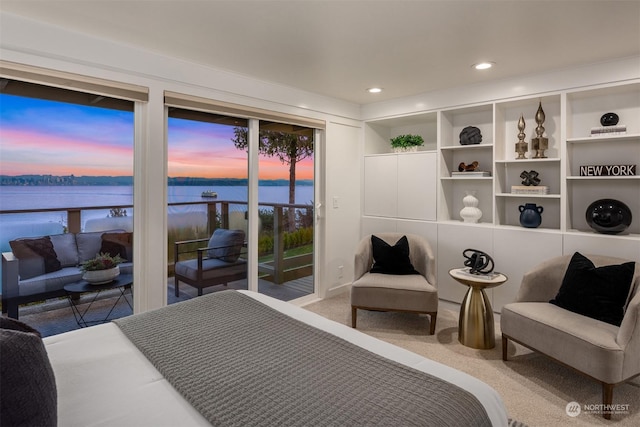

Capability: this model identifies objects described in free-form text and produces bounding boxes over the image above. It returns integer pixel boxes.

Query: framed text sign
[579,164,636,176]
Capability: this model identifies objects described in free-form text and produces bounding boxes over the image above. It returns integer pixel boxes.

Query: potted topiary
[390,134,424,152]
[81,252,124,284]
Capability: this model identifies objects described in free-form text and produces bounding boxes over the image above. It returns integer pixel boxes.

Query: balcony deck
[16,276,313,337]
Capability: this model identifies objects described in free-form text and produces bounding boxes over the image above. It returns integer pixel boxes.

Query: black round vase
[585,199,632,234]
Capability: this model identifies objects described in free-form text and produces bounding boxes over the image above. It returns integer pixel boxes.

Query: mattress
[43,290,508,426]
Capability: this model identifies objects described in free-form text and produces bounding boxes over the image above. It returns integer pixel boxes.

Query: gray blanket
[114,290,491,427]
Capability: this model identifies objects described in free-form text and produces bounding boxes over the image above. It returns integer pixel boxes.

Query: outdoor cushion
[100,232,133,262]
[9,237,61,280]
[49,232,79,267]
[76,229,125,263]
[207,229,245,262]
[174,258,246,281]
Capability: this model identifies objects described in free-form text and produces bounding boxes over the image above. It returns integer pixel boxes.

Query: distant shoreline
[0,175,313,187]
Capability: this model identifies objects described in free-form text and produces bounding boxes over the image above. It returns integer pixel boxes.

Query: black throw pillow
[370,235,420,275]
[550,252,635,326]
[0,318,57,427]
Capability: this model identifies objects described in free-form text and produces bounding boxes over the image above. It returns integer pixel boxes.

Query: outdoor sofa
[1,230,132,319]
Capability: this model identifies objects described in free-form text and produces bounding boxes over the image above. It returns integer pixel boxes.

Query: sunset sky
[0,94,313,181]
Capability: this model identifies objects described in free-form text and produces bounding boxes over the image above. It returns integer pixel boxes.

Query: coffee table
[449,268,507,349]
[64,274,133,327]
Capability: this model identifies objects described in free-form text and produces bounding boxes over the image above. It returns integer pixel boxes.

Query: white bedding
[43,290,508,426]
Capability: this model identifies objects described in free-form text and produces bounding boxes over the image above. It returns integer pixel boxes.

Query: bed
[15,290,508,426]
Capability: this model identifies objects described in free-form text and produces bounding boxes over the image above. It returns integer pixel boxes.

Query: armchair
[350,233,438,334]
[501,254,640,419]
[174,229,246,297]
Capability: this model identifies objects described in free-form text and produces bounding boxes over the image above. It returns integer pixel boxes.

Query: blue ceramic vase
[519,203,543,228]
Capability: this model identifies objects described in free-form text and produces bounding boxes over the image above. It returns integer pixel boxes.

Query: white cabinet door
[363,155,398,217]
[436,223,494,304]
[397,152,437,220]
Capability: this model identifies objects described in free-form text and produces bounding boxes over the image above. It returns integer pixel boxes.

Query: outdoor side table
[449,268,507,350]
[64,274,133,327]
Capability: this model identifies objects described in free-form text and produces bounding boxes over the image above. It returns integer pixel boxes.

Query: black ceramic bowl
[585,199,632,234]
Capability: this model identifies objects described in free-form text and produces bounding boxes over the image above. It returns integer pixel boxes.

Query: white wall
[0,12,363,310]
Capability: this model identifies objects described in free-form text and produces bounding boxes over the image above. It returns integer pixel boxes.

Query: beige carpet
[303,292,640,427]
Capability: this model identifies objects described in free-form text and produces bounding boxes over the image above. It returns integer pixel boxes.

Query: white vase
[392,146,418,153]
[460,191,482,223]
[82,266,120,285]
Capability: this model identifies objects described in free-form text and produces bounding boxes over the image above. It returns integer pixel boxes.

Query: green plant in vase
[390,134,424,152]
[81,252,124,271]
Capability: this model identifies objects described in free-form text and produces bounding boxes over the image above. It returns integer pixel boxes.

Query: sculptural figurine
[515,114,528,159]
[458,161,480,172]
[462,248,494,275]
[531,102,548,158]
[520,170,540,186]
[459,126,482,145]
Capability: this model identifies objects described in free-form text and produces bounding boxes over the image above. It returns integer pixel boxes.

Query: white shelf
[495,158,561,164]
[440,144,493,151]
[441,176,493,181]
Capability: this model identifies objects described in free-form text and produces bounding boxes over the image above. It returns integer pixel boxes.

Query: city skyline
[0,93,313,181]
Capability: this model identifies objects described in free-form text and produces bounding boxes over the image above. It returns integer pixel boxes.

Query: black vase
[586,199,632,234]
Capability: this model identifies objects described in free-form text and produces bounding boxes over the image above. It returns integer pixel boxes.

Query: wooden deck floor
[17,275,314,337]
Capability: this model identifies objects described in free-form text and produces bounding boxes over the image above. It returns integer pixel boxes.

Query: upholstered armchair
[501,253,640,419]
[174,229,246,297]
[350,233,438,334]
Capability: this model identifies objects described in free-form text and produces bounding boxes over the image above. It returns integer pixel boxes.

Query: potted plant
[81,252,124,284]
[390,134,424,152]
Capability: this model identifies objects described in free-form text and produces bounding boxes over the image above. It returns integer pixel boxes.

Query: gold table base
[459,287,495,349]
[449,268,508,350]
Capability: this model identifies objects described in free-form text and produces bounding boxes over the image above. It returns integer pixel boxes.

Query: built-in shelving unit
[361,79,640,310]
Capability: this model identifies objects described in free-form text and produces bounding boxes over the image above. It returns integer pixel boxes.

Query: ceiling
[1,0,639,105]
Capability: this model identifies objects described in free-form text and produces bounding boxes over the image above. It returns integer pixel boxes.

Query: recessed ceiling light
[473,62,494,70]
[367,87,383,93]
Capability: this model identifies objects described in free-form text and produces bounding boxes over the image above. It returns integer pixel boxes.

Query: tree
[232,127,313,231]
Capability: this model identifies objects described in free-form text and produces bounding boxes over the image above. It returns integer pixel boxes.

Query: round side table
[449,268,507,349]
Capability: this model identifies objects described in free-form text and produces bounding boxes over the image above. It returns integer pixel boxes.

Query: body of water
[0,185,313,248]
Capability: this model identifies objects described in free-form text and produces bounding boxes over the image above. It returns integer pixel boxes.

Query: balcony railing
[0,200,313,284]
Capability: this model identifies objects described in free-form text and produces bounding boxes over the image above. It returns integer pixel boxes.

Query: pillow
[550,252,635,326]
[9,236,62,280]
[49,233,80,267]
[370,235,420,275]
[0,318,57,427]
[100,232,133,262]
[207,229,245,263]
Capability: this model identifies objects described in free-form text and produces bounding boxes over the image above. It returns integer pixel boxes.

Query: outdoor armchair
[173,229,246,297]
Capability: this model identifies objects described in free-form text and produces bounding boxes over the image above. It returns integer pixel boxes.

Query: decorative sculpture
[459,126,482,145]
[463,249,495,275]
[531,102,548,158]
[586,199,632,234]
[515,114,528,159]
[458,161,480,172]
[600,112,619,127]
[520,170,541,186]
